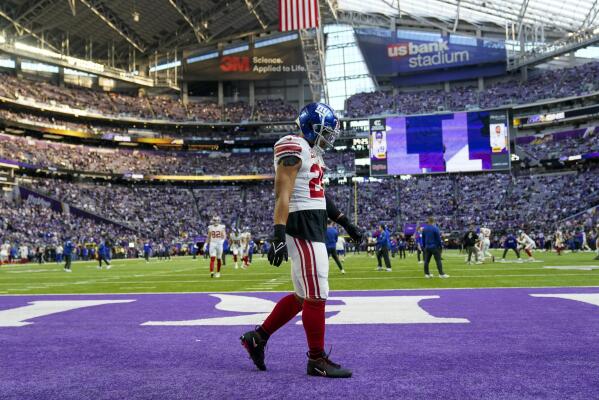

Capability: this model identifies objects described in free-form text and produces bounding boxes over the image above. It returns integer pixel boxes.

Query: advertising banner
[355,28,506,84]
[18,186,63,213]
[184,36,306,81]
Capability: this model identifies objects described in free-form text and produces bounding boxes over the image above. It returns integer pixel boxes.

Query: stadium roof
[0,0,596,70]
[0,0,281,65]
[338,0,599,33]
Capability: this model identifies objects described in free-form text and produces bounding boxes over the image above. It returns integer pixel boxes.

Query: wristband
[273,224,286,241]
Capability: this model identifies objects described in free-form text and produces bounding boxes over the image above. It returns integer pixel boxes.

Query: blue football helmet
[296,102,340,151]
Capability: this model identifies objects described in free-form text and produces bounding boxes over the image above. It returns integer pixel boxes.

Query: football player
[230,228,241,269]
[207,215,226,278]
[240,102,363,378]
[517,230,536,261]
[500,233,522,262]
[554,228,564,255]
[239,227,252,269]
[479,227,494,262]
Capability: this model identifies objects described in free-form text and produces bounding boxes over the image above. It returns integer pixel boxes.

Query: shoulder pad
[274,135,304,161]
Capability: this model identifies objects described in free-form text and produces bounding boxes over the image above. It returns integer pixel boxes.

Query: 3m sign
[220,56,251,72]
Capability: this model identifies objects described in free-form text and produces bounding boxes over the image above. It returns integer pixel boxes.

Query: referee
[422,217,449,278]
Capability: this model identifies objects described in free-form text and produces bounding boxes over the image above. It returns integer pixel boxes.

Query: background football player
[239,227,252,269]
[230,228,241,269]
[206,215,226,278]
[554,228,564,255]
[479,227,494,262]
[240,102,363,378]
[517,229,536,261]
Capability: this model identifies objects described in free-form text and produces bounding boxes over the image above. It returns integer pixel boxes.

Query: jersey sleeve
[274,135,303,165]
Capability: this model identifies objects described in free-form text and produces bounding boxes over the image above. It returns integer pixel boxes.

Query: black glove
[338,215,364,244]
[267,224,288,267]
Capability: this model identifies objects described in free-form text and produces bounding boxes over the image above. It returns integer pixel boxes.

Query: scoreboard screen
[370,111,510,175]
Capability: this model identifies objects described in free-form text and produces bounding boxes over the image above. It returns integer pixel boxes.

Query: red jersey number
[309,164,324,198]
[211,231,222,238]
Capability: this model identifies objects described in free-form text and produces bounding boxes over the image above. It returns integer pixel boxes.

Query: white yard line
[0,285,598,296]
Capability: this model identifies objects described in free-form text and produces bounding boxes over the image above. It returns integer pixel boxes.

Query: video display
[370,111,510,175]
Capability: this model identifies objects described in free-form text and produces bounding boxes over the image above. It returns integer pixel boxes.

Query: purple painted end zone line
[1,288,598,400]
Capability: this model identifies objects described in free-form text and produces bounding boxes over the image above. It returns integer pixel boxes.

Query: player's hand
[346,223,365,244]
[268,224,288,267]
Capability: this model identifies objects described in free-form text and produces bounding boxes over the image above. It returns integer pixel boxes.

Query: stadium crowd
[0,73,296,122]
[345,62,599,117]
[0,132,355,175]
[516,126,599,161]
[1,163,596,261]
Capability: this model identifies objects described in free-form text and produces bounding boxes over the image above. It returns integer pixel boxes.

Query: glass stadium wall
[323,24,376,113]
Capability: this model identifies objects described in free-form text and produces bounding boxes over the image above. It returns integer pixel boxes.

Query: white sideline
[1,285,599,296]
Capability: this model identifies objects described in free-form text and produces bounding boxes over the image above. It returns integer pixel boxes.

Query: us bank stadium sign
[355,28,507,85]
[387,40,468,69]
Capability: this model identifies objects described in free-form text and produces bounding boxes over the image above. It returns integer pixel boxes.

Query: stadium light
[149,60,181,72]
[15,42,58,59]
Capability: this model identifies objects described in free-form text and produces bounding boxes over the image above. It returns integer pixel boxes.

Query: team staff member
[240,102,362,378]
[463,225,479,265]
[415,227,424,264]
[63,238,73,272]
[375,224,392,272]
[97,241,111,270]
[421,217,449,278]
[397,235,407,259]
[325,222,345,274]
[143,241,152,263]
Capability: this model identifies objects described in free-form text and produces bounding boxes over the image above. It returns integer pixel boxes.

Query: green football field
[1,250,598,295]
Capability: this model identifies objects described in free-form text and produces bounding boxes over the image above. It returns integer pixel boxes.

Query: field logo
[141,294,470,326]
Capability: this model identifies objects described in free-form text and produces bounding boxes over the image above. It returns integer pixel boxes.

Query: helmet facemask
[312,115,340,152]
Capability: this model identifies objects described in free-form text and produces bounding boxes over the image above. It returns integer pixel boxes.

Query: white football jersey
[519,233,535,246]
[208,224,226,244]
[230,232,241,246]
[240,231,251,244]
[274,135,326,213]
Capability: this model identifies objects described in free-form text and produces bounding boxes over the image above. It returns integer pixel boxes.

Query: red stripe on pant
[294,237,311,298]
[297,238,318,299]
[307,242,321,297]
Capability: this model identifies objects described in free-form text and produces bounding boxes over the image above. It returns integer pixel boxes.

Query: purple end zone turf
[1,287,598,400]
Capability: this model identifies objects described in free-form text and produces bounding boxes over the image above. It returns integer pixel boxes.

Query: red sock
[302,300,326,358]
[233,255,237,262]
[525,249,532,257]
[209,257,215,272]
[261,294,303,336]
[217,259,221,272]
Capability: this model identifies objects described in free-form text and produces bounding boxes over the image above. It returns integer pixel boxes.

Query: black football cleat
[307,352,352,378]
[240,330,267,371]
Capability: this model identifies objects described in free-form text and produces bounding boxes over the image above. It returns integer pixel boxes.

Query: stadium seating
[0,72,297,123]
[0,132,354,176]
[516,126,598,161]
[2,164,596,253]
